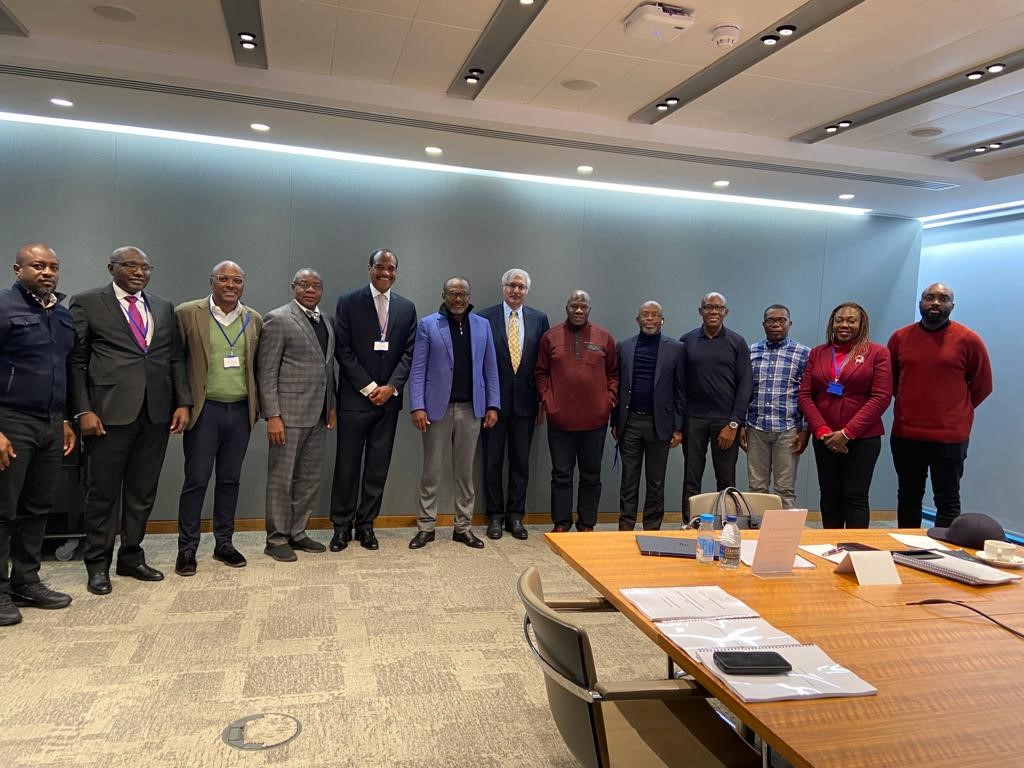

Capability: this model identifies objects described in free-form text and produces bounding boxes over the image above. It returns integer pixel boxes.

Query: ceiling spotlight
[241,41,257,50]
[966,71,984,80]
[656,103,669,111]
[520,0,535,4]
[465,75,479,84]
[50,98,74,107]
[665,97,679,106]
[468,68,484,76]
[974,147,987,153]
[987,63,1005,73]
[425,146,443,157]
[837,120,852,128]
[238,33,255,42]
[250,123,270,132]
[576,165,594,175]
[761,34,780,46]
[776,24,796,36]
[713,180,730,188]
[988,142,1002,149]
[825,125,838,134]
[838,194,855,200]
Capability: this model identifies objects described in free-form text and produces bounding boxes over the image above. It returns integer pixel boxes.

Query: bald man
[173,262,263,576]
[888,283,992,528]
[0,244,77,626]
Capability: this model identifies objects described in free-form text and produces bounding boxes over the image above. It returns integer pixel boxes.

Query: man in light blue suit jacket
[408,277,500,550]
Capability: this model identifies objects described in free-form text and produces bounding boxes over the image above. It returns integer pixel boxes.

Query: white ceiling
[1,0,1024,217]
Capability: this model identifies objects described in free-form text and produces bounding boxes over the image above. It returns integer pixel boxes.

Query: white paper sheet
[657,617,800,660]
[889,533,949,550]
[619,586,759,622]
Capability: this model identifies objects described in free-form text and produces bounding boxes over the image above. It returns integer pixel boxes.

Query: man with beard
[887,283,992,528]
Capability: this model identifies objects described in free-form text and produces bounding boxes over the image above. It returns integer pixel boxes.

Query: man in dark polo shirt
[0,243,77,626]
[679,292,752,523]
[612,301,684,531]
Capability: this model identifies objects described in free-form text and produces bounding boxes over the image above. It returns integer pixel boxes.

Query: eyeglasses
[293,282,323,291]
[371,265,396,274]
[763,317,789,326]
[504,283,527,292]
[701,304,727,313]
[445,290,470,300]
[214,275,245,286]
[114,261,154,274]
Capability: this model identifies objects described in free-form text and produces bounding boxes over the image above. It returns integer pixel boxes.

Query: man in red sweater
[535,290,618,532]
[888,283,992,528]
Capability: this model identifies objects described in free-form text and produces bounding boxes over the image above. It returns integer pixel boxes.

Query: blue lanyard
[210,306,250,353]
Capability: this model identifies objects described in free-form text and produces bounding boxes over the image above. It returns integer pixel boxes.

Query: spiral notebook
[891,551,1021,586]
[656,617,799,659]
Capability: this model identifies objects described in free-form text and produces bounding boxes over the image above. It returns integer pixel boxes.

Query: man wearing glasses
[478,269,550,540]
[70,247,192,595]
[740,305,810,508]
[679,292,752,523]
[172,262,263,575]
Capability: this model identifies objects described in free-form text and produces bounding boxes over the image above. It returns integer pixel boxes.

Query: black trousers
[618,412,671,530]
[811,436,881,529]
[891,436,969,529]
[177,400,251,553]
[548,426,605,529]
[0,408,63,592]
[481,412,536,521]
[82,409,170,573]
[682,417,739,523]
[330,407,399,534]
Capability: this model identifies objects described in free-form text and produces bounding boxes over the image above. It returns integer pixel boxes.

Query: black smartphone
[836,542,879,552]
[712,650,792,675]
[896,549,945,560]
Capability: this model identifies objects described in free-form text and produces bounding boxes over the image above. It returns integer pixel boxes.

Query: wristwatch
[728,421,739,429]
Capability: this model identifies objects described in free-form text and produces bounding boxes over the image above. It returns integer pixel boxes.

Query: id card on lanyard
[211,306,250,368]
[828,348,849,396]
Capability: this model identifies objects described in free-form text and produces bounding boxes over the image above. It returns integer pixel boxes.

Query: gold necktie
[508,310,521,373]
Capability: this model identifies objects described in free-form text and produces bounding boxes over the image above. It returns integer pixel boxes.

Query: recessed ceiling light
[989,142,1002,149]
[576,165,594,175]
[250,123,270,132]
[838,193,855,200]
[519,0,535,4]
[761,34,780,46]
[92,5,139,23]
[974,147,987,153]
[713,180,730,188]
[825,125,838,134]
[656,103,669,111]
[469,69,484,76]
[776,24,796,36]
[241,41,257,50]
[465,75,479,84]
[665,97,679,106]
[966,71,984,80]
[425,146,443,157]
[238,33,255,43]
[50,98,74,107]
[837,120,852,128]
[987,63,1005,73]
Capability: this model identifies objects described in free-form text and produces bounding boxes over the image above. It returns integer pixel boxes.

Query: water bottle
[696,512,716,564]
[719,513,741,570]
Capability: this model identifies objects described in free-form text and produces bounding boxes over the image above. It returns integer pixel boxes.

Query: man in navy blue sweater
[0,244,77,626]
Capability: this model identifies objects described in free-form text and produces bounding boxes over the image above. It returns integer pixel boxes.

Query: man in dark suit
[329,248,416,552]
[478,268,549,540]
[611,301,684,531]
[70,247,192,595]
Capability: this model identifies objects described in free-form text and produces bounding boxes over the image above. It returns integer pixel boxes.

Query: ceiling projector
[623,3,694,43]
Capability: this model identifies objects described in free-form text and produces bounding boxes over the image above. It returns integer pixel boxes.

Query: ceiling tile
[263,0,336,75]
[529,49,643,109]
[330,7,411,83]
[5,0,166,48]
[149,0,231,61]
[524,0,629,48]
[335,0,419,14]
[391,21,479,91]
[975,90,1024,116]
[855,110,1012,151]
[935,68,1024,108]
[814,102,963,146]
[483,40,580,104]
[700,77,866,134]
[415,0,499,30]
[581,60,696,118]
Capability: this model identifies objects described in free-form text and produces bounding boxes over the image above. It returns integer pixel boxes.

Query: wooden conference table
[545,529,1024,768]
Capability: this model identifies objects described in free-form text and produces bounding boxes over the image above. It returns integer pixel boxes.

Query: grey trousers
[418,403,481,534]
[745,426,800,508]
[265,423,326,546]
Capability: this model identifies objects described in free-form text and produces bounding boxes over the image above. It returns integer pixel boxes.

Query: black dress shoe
[0,592,22,626]
[409,531,435,549]
[288,536,326,553]
[264,543,298,562]
[486,517,504,540]
[213,544,247,568]
[453,530,485,549]
[576,524,595,532]
[175,550,197,576]
[329,530,351,552]
[551,523,572,533]
[356,529,379,550]
[507,518,529,540]
[10,582,73,610]
[87,572,112,595]
[115,563,164,582]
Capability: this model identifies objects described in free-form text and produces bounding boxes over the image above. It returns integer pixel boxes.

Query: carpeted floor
[1,526,684,768]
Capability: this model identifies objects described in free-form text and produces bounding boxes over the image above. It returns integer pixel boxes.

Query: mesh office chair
[517,566,761,768]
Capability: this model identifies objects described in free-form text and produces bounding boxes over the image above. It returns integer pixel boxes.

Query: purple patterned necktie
[125,296,148,351]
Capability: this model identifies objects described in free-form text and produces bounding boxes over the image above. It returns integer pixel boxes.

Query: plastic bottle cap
[726,515,737,522]
[700,513,713,521]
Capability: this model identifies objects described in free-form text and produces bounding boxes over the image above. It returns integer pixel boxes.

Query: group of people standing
[0,241,993,628]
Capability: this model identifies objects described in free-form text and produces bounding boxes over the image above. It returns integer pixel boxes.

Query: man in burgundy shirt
[536,290,618,532]
[888,283,992,528]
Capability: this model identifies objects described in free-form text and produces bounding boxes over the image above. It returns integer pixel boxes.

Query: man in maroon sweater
[888,283,992,528]
[536,290,618,532]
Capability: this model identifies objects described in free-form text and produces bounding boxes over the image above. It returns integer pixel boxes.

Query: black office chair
[517,566,761,768]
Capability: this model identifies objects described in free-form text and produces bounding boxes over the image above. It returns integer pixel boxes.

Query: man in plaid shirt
[740,305,810,508]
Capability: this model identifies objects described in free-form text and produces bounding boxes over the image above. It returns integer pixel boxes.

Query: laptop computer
[635,535,705,558]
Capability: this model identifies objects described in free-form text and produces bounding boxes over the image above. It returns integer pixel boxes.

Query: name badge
[826,381,844,396]
[223,355,241,369]
[374,341,389,352]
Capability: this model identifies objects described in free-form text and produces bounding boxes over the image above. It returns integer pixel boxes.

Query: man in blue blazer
[478,268,549,540]
[408,277,500,550]
[611,301,685,531]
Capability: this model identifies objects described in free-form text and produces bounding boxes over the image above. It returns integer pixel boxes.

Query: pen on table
[822,546,845,557]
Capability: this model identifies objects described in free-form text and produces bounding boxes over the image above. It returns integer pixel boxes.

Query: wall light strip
[0,111,870,216]
[919,199,1024,228]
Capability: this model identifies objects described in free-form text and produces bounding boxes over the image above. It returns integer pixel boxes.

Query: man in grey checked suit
[257,269,336,562]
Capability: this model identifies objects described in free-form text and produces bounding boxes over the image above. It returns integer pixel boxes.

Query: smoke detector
[710,23,741,49]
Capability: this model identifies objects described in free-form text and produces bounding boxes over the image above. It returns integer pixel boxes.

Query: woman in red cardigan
[798,303,893,528]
